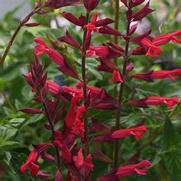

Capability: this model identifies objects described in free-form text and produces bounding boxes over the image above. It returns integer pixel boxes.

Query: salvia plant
[2,0,180,180]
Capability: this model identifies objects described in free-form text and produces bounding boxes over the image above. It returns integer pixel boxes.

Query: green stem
[113,4,131,168]
[81,12,90,158]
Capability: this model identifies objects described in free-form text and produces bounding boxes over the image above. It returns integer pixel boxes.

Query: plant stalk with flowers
[10,0,181,180]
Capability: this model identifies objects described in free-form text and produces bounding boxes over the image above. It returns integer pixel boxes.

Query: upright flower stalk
[81,11,90,157]
[114,1,132,168]
[19,0,181,180]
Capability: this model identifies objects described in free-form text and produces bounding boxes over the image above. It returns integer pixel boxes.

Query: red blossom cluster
[20,0,181,180]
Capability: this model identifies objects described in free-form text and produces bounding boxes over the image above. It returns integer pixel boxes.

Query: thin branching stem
[38,91,61,171]
[0,8,40,65]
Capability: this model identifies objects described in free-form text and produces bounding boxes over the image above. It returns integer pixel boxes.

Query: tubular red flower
[132,69,181,81]
[141,30,181,57]
[129,96,180,108]
[112,70,124,83]
[72,105,87,138]
[34,37,78,79]
[97,160,151,181]
[76,82,117,110]
[132,2,154,21]
[73,149,94,177]
[62,12,86,27]
[94,124,147,142]
[20,144,51,176]
[59,31,81,49]
[83,0,100,11]
[20,149,39,176]
[116,160,152,177]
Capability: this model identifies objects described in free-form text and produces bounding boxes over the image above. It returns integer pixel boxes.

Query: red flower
[59,31,81,49]
[132,69,181,81]
[132,2,154,21]
[76,82,117,110]
[20,149,39,176]
[97,160,151,181]
[86,43,124,59]
[20,144,51,176]
[73,149,94,177]
[116,160,152,177]
[94,124,147,142]
[72,105,87,138]
[141,30,181,57]
[86,45,109,58]
[97,59,116,73]
[141,38,161,57]
[62,12,86,27]
[84,12,99,49]
[112,70,124,83]
[34,37,78,79]
[83,0,100,11]
[129,96,180,108]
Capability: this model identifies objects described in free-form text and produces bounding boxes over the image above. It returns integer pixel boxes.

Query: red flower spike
[45,0,80,8]
[59,31,81,49]
[97,160,151,181]
[34,37,78,79]
[132,69,181,81]
[94,124,147,142]
[73,149,94,177]
[83,0,100,11]
[129,96,180,108]
[112,70,124,83]
[132,2,154,21]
